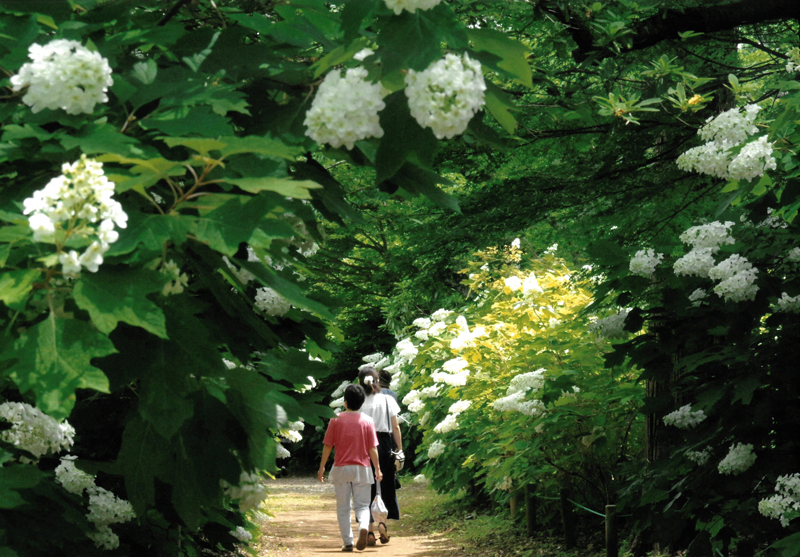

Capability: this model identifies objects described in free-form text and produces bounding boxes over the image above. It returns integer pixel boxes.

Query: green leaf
[468,28,532,88]
[217,136,304,160]
[60,123,144,157]
[141,107,233,137]
[340,0,378,45]
[0,464,43,509]
[191,193,280,255]
[238,259,334,320]
[377,11,444,73]
[107,212,192,256]
[2,314,116,419]
[376,91,438,184]
[97,154,185,193]
[116,416,171,516]
[770,532,800,557]
[224,177,321,199]
[484,82,518,134]
[132,59,158,85]
[390,164,460,212]
[73,267,169,338]
[159,137,227,156]
[138,361,196,440]
[257,349,329,386]
[0,269,40,308]
[312,38,371,78]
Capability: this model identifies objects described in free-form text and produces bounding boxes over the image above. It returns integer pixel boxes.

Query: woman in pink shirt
[318,384,383,552]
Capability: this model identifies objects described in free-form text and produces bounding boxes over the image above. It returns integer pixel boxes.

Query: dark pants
[371,431,399,520]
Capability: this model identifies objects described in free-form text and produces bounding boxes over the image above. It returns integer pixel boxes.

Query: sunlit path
[255,477,460,557]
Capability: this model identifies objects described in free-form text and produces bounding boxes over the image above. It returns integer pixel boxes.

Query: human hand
[375,468,383,482]
[317,468,325,483]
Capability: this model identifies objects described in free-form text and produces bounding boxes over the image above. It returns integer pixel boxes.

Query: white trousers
[333,480,372,545]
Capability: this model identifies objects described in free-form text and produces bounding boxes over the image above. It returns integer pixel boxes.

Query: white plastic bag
[371,490,388,524]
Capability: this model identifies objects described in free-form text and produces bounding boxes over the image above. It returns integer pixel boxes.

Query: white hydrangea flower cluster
[402,390,425,413]
[497,476,513,492]
[674,248,716,277]
[331,380,351,400]
[362,353,383,364]
[161,260,189,296]
[630,248,664,277]
[86,486,137,550]
[412,317,432,329]
[304,67,385,149]
[433,399,472,434]
[688,288,707,307]
[663,404,707,429]
[405,53,486,139]
[230,526,253,542]
[757,207,789,229]
[11,39,113,114]
[427,439,445,459]
[54,455,136,550]
[450,322,486,352]
[588,309,630,339]
[442,357,468,373]
[0,402,75,461]
[677,104,775,181]
[55,456,96,494]
[431,368,470,386]
[279,420,304,444]
[788,247,800,262]
[717,442,756,475]
[383,0,441,15]
[759,473,800,527]
[276,444,291,459]
[504,276,522,291]
[413,473,428,484]
[707,254,759,302]
[222,246,262,285]
[396,337,419,361]
[431,309,453,321]
[786,47,800,74]
[492,390,545,416]
[507,369,545,395]
[221,471,268,512]
[255,287,291,316]
[775,292,800,313]
[523,274,543,294]
[24,155,127,276]
[679,221,736,251]
[686,447,712,466]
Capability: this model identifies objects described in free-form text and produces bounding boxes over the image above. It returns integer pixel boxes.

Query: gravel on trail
[255,476,461,557]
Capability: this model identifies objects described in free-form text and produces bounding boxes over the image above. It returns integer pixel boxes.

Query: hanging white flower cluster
[492,390,545,416]
[679,221,736,251]
[86,486,137,550]
[688,288,707,307]
[717,442,756,475]
[497,476,513,492]
[255,287,291,316]
[279,420,304,443]
[676,104,775,181]
[396,337,419,361]
[304,67,386,149]
[11,39,113,114]
[775,292,800,313]
[629,248,664,277]
[588,309,630,339]
[788,247,800,262]
[383,0,441,15]
[55,455,136,550]
[707,254,759,302]
[431,309,453,321]
[504,276,522,291]
[431,368,470,386]
[686,447,712,466]
[0,402,75,461]
[786,47,800,74]
[24,155,127,276]
[402,390,425,413]
[276,444,291,459]
[759,473,800,527]
[405,53,486,139]
[427,439,445,459]
[432,399,472,434]
[507,369,546,395]
[221,471,268,512]
[663,404,707,429]
[523,273,543,294]
[230,526,253,542]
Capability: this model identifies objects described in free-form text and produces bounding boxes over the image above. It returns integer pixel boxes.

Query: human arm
[318,444,333,483]
[369,446,383,482]
[391,415,402,452]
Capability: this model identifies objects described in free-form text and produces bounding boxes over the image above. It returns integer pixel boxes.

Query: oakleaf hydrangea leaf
[73,267,169,338]
[2,314,116,419]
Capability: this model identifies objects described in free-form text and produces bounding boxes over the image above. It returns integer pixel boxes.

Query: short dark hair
[379,369,392,388]
[344,384,366,410]
[358,366,381,395]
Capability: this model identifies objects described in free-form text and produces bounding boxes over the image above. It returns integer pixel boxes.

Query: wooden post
[605,505,618,557]
[525,484,537,537]
[510,493,518,520]
[559,488,576,549]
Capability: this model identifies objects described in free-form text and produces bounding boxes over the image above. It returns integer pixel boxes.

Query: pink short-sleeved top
[323,411,379,467]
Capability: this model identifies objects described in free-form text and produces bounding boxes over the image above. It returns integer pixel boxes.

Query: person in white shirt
[358,366,403,545]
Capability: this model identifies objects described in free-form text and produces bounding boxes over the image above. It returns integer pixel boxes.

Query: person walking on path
[318,384,383,552]
[358,366,403,546]
[379,368,398,402]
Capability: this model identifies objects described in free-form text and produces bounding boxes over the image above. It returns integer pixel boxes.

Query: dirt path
[255,477,460,557]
